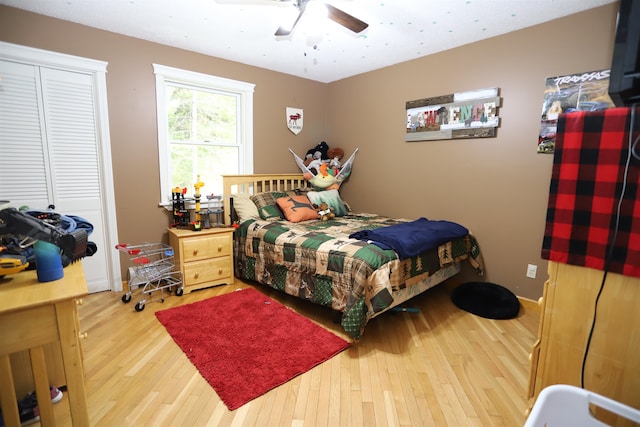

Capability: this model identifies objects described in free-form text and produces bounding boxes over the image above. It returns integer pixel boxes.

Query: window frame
[153,64,254,206]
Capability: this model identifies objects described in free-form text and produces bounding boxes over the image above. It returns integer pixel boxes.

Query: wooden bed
[222,174,483,340]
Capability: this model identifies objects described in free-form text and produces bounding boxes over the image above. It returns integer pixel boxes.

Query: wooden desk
[0,262,89,427]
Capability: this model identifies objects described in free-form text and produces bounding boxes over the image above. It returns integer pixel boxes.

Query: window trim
[153,64,254,206]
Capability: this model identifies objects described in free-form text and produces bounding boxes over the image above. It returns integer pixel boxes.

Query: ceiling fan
[275,0,368,36]
[216,0,368,36]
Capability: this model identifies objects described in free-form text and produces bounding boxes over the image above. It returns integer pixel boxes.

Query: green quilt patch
[300,232,333,250]
[313,275,333,306]
[352,244,396,271]
[273,264,287,291]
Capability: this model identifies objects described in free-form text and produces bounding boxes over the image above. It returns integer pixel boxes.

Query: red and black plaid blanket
[542,106,640,278]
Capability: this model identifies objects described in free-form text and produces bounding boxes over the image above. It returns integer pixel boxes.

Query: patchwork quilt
[234,213,484,339]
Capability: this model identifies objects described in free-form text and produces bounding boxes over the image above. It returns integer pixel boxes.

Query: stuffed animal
[316,202,335,221]
[304,141,330,166]
[327,147,344,162]
[327,147,344,174]
[306,158,325,175]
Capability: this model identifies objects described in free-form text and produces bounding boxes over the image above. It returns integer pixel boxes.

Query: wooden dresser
[0,262,89,427]
[168,227,234,293]
[528,261,640,425]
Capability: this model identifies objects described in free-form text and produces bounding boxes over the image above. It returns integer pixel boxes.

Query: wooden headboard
[222,174,309,225]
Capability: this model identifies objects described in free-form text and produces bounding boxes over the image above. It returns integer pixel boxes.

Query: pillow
[276,194,319,223]
[231,193,259,223]
[306,189,348,217]
[251,191,291,220]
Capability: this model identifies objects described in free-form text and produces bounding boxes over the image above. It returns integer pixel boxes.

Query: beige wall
[0,4,619,299]
[328,4,619,299]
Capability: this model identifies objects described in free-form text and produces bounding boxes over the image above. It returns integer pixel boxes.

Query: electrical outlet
[526,264,537,279]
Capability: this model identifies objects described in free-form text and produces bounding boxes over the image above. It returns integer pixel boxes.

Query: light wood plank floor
[45,279,539,426]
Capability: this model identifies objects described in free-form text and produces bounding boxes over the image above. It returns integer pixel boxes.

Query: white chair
[524,384,640,426]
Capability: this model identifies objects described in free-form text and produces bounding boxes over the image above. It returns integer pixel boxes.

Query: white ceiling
[1,0,617,83]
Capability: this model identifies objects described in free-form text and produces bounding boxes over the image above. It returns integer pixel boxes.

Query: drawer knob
[79,332,88,340]
[192,249,199,256]
[218,268,223,274]
[217,245,222,252]
[194,272,200,279]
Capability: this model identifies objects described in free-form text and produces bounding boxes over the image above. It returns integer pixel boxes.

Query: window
[154,64,254,205]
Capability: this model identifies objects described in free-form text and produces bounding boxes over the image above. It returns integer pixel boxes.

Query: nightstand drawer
[182,234,232,261]
[183,256,232,286]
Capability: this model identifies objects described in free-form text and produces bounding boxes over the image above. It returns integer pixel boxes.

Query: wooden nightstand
[168,227,234,293]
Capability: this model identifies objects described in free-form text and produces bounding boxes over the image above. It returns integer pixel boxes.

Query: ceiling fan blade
[274,6,305,36]
[325,3,368,33]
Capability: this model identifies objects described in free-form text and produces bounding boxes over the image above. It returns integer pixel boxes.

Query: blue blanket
[349,217,469,260]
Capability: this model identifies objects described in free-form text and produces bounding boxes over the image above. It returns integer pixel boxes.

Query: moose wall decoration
[286,107,303,135]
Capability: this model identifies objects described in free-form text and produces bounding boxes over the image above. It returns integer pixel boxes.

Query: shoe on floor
[22,386,63,406]
[16,386,64,426]
[18,405,39,427]
[49,386,63,405]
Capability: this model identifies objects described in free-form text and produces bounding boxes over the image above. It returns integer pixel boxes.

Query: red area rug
[155,288,350,410]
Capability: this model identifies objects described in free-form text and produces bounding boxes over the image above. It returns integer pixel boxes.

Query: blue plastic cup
[34,240,64,282]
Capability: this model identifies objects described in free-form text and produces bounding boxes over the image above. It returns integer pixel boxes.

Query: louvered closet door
[40,67,110,293]
[0,60,112,293]
[0,61,51,208]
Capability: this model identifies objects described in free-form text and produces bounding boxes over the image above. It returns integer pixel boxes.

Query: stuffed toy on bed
[316,202,335,221]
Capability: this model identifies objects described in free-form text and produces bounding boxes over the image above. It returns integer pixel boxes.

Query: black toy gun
[0,208,88,263]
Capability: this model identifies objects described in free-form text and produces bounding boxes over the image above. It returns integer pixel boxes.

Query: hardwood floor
[47,279,539,426]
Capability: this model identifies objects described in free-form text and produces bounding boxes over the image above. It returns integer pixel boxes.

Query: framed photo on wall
[405,87,500,142]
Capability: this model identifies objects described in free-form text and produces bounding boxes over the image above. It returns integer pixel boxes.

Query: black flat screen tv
[608,0,640,107]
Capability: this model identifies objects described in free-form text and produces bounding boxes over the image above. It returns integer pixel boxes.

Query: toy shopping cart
[116,242,183,311]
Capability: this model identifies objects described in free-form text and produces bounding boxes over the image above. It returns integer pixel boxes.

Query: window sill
[159,200,223,212]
